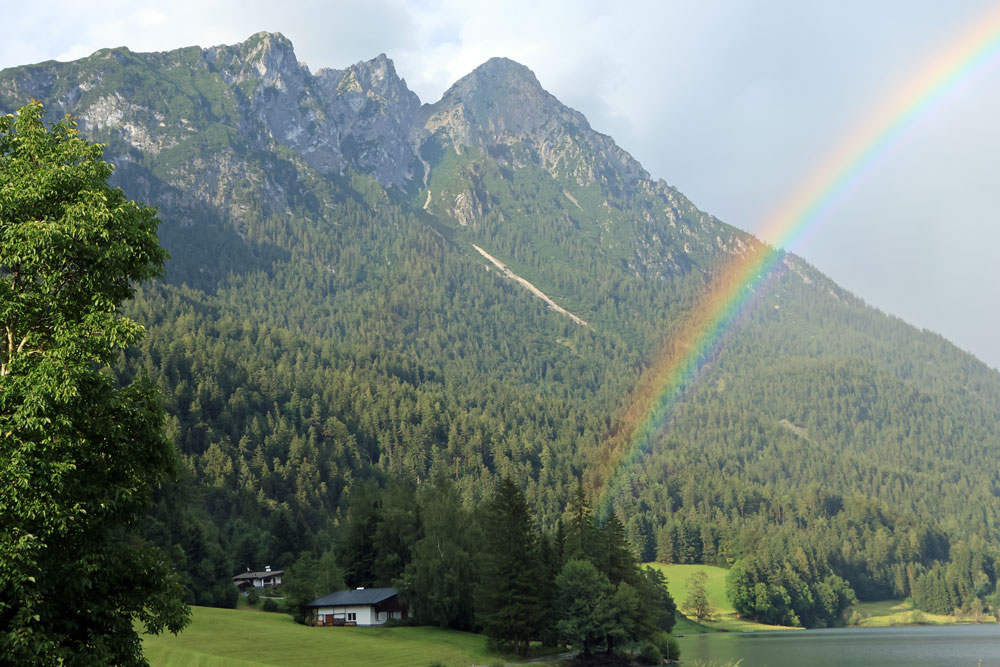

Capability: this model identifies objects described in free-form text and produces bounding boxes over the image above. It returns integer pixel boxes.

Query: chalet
[304,587,407,627]
[232,566,283,590]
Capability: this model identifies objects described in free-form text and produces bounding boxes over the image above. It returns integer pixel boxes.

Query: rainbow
[595,7,1000,511]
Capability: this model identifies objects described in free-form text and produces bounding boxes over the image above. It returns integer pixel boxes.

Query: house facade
[304,587,407,626]
[232,566,283,590]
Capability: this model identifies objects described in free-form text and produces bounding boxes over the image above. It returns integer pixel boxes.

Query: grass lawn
[849,599,997,627]
[143,606,503,667]
[644,563,796,633]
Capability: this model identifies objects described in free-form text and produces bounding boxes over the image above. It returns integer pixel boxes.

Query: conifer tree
[476,478,542,654]
[336,480,381,587]
[600,514,636,586]
[564,483,596,563]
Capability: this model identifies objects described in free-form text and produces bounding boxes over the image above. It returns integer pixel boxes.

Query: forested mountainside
[2,32,999,623]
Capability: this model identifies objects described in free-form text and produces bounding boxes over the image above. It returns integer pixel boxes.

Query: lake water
[677,625,1000,666]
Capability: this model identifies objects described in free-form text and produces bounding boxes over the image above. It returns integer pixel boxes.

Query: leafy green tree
[555,559,613,657]
[600,581,641,653]
[283,549,344,624]
[0,103,187,664]
[395,476,478,629]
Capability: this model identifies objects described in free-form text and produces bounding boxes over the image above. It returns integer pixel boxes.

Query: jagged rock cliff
[421,57,649,196]
[0,32,422,191]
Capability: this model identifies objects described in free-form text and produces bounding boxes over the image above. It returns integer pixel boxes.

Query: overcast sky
[3,1,998,369]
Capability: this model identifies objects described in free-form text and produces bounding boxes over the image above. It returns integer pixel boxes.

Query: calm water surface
[677,624,1000,666]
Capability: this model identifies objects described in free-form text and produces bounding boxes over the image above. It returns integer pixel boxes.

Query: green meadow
[645,563,997,632]
[143,606,502,667]
[643,563,796,633]
[849,599,997,627]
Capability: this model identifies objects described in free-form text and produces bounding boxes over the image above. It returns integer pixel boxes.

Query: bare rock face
[315,54,422,188]
[205,34,422,188]
[0,32,422,194]
[420,57,649,197]
[207,32,346,175]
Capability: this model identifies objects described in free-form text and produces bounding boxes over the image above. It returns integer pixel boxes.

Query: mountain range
[2,32,998,615]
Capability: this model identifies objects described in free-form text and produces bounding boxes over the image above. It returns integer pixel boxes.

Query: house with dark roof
[303,587,407,627]
[232,566,283,590]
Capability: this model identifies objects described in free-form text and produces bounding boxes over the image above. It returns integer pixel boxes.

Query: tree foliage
[0,103,187,665]
[685,570,713,622]
[476,478,543,655]
[284,549,344,624]
[394,477,478,629]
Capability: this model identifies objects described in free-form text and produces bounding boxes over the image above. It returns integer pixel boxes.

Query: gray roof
[304,587,398,607]
[233,570,283,581]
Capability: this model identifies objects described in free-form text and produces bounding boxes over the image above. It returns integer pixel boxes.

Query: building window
[347,612,356,622]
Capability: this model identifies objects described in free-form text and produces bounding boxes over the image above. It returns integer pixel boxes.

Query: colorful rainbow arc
[595,7,1000,511]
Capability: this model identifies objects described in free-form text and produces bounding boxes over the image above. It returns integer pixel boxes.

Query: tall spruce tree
[600,514,636,586]
[476,478,544,654]
[336,479,381,588]
[637,566,677,635]
[372,479,421,586]
[564,483,596,563]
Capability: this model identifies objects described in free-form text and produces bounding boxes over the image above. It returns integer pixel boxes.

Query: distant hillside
[3,33,999,619]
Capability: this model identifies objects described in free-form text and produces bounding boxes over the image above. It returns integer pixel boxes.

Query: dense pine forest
[2,32,999,629]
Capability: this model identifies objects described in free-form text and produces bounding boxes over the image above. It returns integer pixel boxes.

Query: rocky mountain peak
[453,57,549,101]
[348,53,403,91]
[307,54,420,188]
[422,57,647,196]
[425,57,587,147]
[239,31,297,71]
[327,53,420,114]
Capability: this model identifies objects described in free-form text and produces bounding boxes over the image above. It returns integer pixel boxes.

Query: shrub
[637,641,663,665]
[247,587,260,606]
[262,598,280,612]
[649,632,680,662]
[665,634,681,661]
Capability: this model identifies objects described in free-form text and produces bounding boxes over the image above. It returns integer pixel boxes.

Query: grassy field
[142,606,503,667]
[144,566,810,665]
[849,599,997,627]
[643,563,795,633]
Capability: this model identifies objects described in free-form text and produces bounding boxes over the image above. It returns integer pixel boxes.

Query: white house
[232,566,283,590]
[304,587,407,627]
